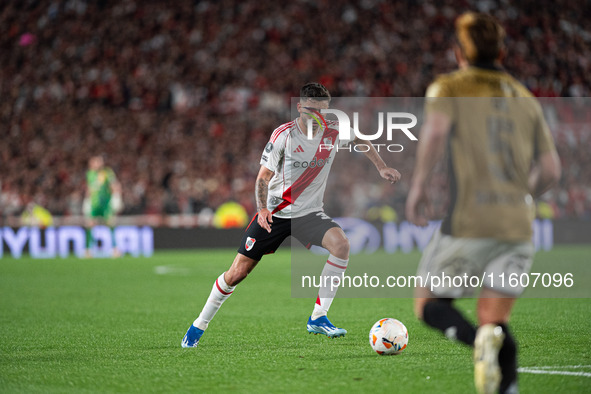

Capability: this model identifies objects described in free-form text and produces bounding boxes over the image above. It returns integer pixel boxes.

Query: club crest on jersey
[323,137,333,149]
[245,237,256,251]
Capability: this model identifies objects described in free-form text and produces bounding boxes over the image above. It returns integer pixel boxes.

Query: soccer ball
[369,318,408,355]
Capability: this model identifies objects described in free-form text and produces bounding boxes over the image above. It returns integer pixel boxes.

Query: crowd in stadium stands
[1,0,590,224]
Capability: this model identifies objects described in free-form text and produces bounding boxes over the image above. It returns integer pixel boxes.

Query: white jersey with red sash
[260,119,351,218]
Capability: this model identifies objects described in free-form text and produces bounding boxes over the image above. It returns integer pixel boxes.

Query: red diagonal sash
[272,127,339,214]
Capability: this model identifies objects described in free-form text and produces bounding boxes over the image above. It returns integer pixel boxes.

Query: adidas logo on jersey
[294,145,304,153]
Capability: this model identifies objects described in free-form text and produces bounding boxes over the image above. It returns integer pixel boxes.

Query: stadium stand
[1,0,589,223]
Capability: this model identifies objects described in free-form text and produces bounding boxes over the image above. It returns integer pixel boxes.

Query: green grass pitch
[1,247,590,393]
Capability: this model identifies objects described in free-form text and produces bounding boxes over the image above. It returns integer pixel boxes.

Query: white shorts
[417,230,534,298]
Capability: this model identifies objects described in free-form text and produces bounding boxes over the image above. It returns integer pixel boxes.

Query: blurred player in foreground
[182,82,401,347]
[406,12,561,394]
[84,155,122,258]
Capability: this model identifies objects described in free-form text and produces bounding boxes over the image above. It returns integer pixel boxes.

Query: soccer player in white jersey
[182,82,401,347]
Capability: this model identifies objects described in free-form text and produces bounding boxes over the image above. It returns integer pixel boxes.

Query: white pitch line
[526,365,591,370]
[518,367,591,378]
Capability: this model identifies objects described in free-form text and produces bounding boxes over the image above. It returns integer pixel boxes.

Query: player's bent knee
[331,237,350,259]
[322,228,350,259]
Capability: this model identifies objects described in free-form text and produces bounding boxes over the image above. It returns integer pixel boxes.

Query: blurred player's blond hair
[455,12,505,64]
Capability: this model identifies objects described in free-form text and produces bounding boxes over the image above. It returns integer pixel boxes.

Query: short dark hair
[300,82,331,101]
[455,12,505,64]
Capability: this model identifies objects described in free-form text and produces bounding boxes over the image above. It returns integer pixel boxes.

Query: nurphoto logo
[304,107,418,152]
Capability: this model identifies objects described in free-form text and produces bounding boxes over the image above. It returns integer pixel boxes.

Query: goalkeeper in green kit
[84,155,122,257]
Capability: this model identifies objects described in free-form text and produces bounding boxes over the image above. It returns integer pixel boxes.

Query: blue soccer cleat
[307,316,347,338]
[181,325,204,348]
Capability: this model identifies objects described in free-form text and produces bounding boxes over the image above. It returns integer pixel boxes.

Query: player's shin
[193,272,236,330]
[423,299,477,346]
[312,255,348,320]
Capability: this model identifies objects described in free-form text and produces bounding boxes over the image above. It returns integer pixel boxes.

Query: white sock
[311,254,348,320]
[193,272,236,330]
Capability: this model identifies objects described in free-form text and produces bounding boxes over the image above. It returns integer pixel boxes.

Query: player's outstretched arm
[353,138,401,184]
[255,165,275,233]
[406,111,451,226]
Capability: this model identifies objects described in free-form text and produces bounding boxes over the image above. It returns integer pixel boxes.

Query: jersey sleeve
[260,127,288,172]
[532,101,557,158]
[424,77,454,120]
